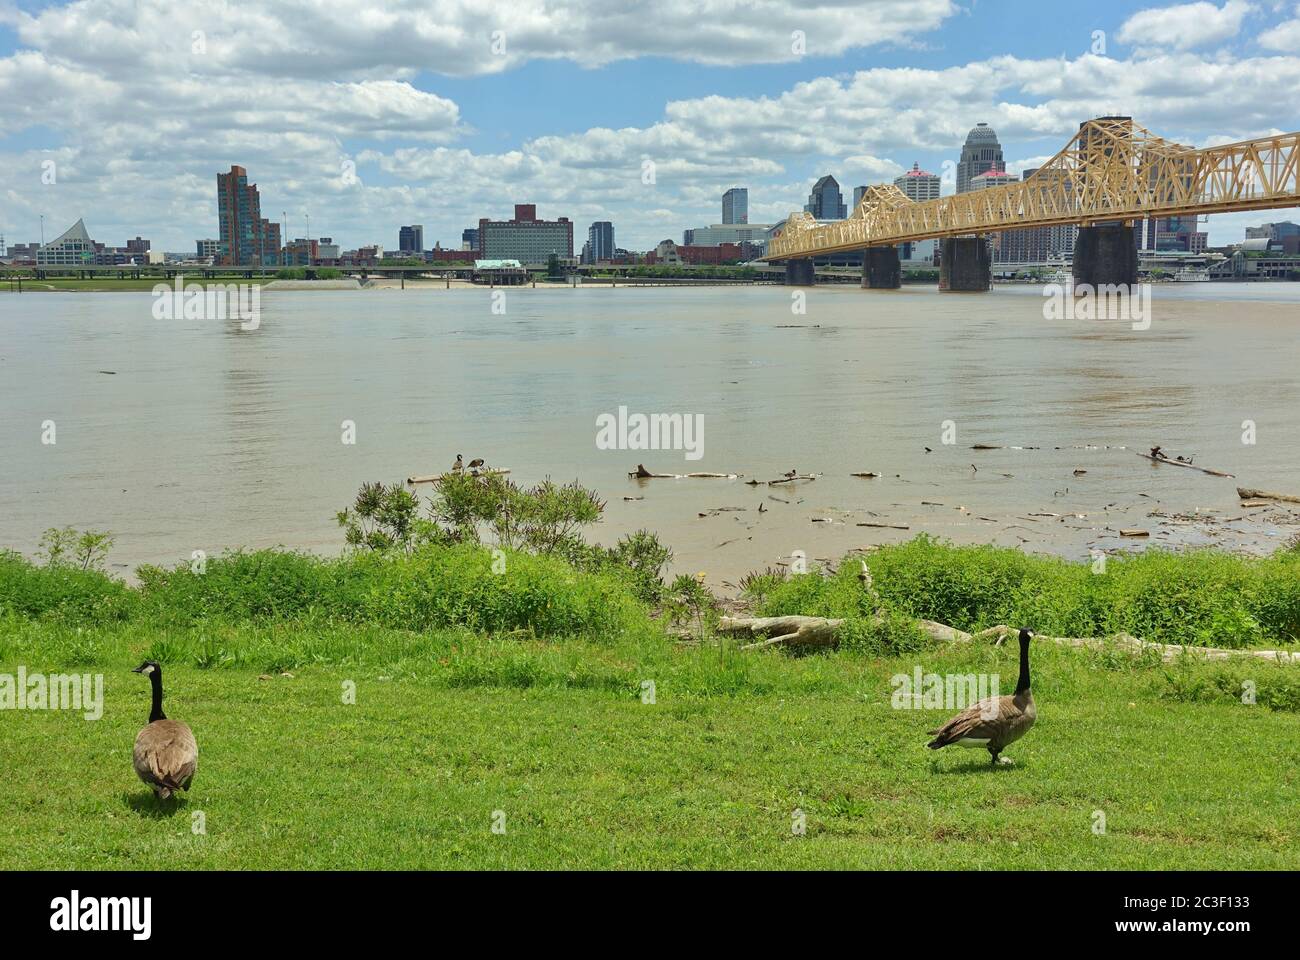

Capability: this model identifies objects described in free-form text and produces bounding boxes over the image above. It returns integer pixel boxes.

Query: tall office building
[587,221,615,262]
[722,188,748,224]
[956,123,1005,194]
[216,165,280,265]
[478,204,573,263]
[461,227,479,251]
[804,175,847,220]
[893,162,941,202]
[398,225,424,254]
[35,218,96,265]
[1245,221,1300,242]
[852,186,867,212]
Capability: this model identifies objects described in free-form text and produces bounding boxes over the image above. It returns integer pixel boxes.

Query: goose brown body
[926,628,1037,765]
[925,690,1036,752]
[133,720,198,799]
[131,661,198,799]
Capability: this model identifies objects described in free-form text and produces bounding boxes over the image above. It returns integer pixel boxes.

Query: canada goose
[468,457,485,470]
[130,661,198,800]
[451,454,464,473]
[926,628,1036,766]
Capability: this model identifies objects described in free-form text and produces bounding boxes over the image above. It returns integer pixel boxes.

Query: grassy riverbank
[2,538,1298,869]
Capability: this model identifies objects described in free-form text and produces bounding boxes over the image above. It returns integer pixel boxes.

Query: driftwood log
[716,615,1299,663]
[629,463,740,479]
[1236,486,1300,505]
[408,468,511,484]
[1136,452,1233,478]
[717,615,843,651]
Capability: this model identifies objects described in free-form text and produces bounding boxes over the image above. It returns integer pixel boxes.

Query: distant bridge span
[765,117,1300,289]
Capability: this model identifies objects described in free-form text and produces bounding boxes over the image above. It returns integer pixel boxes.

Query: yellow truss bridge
[765,117,1300,262]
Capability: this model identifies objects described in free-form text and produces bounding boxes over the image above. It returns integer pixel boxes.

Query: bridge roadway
[766,117,1300,291]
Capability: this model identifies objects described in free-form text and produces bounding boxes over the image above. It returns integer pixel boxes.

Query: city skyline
[3,0,1300,250]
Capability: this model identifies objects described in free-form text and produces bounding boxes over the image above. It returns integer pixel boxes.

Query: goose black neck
[1015,636,1031,695]
[148,669,166,723]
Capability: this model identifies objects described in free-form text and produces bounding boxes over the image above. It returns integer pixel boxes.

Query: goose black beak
[130,665,145,673]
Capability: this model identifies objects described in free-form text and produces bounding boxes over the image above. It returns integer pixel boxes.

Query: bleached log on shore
[1236,486,1300,505]
[718,614,1298,664]
[718,615,843,651]
[949,623,1299,664]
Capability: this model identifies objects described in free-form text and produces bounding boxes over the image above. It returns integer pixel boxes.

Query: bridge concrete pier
[1073,223,1138,288]
[939,237,991,291]
[862,247,901,289]
[784,259,816,285]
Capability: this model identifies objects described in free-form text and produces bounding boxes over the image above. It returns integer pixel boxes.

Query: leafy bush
[559,529,672,604]
[339,477,668,599]
[38,526,115,572]
[0,550,134,622]
[662,573,719,632]
[133,543,653,642]
[137,549,336,624]
[755,536,1300,648]
[336,482,445,552]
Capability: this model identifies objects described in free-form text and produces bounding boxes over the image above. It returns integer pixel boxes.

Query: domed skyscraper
[956,122,1005,194]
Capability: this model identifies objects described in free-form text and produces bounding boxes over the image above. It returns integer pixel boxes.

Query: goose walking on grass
[926,628,1036,766]
[131,661,198,800]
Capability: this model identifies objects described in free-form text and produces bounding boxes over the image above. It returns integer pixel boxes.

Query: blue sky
[2,0,1298,251]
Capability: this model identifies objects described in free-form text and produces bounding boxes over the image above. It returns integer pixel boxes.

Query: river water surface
[3,282,1299,584]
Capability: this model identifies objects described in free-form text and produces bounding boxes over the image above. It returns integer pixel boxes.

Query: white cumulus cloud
[1117,0,1255,51]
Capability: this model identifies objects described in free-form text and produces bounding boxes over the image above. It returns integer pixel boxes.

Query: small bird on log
[783,468,798,479]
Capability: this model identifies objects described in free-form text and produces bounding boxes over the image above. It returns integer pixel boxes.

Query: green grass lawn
[2,631,1296,869]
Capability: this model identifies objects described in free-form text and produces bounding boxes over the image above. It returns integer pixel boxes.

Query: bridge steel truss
[765,117,1300,260]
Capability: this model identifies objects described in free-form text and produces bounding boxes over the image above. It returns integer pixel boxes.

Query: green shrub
[0,550,134,623]
[133,543,653,642]
[137,548,335,624]
[754,537,1300,649]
